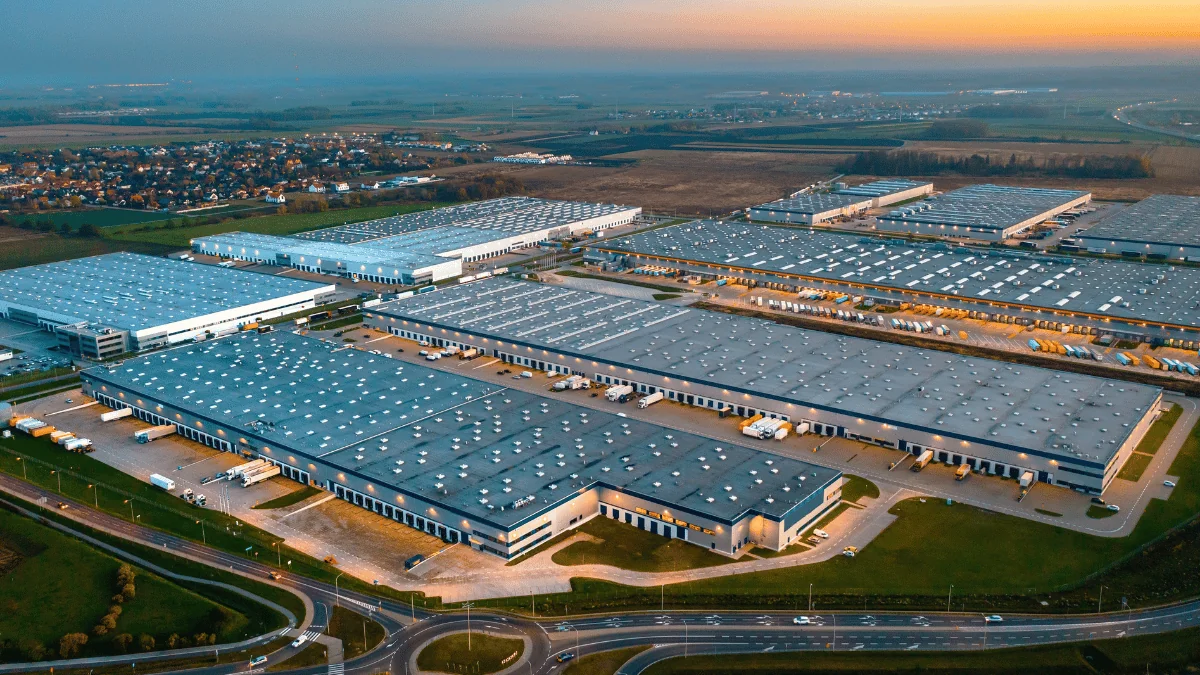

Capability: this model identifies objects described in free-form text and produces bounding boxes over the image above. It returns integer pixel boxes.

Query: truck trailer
[605,384,634,402]
[638,391,665,408]
[241,464,281,487]
[100,407,134,422]
[226,459,269,480]
[911,450,934,471]
[955,463,971,480]
[150,474,176,491]
[135,424,177,443]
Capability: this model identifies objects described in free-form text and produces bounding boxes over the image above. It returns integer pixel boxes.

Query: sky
[6,0,1200,84]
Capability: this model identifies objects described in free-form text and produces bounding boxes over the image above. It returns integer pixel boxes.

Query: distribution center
[875,184,1091,241]
[1077,195,1200,261]
[81,331,844,559]
[366,278,1162,495]
[0,252,335,358]
[750,180,934,225]
[193,197,641,285]
[590,220,1200,344]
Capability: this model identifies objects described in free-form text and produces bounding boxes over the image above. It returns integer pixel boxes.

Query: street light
[272,542,281,568]
[462,603,475,651]
[15,457,25,480]
[89,483,98,509]
[947,585,954,614]
[809,583,813,612]
[334,572,345,607]
[197,519,206,544]
[1098,586,1106,614]
[124,498,134,522]
[50,470,60,493]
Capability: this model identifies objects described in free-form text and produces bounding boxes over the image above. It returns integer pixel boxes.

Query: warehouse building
[875,184,1091,241]
[591,221,1200,344]
[1077,195,1200,261]
[750,180,933,225]
[0,253,335,358]
[81,331,843,559]
[366,279,1162,495]
[194,197,642,283]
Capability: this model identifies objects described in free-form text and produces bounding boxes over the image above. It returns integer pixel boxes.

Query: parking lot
[0,317,74,384]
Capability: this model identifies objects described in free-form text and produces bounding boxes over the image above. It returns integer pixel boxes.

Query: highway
[5,472,1200,675]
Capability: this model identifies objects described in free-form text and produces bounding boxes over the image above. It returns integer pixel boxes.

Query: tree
[77,223,100,238]
[58,633,88,659]
[18,639,47,661]
[113,634,134,653]
[138,634,155,652]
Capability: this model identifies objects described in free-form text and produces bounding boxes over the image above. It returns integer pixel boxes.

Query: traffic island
[415,631,526,675]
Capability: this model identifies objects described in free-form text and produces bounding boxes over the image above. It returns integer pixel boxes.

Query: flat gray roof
[881,184,1089,233]
[1080,195,1200,249]
[192,231,454,272]
[83,330,838,529]
[373,279,1160,468]
[595,221,1200,330]
[0,252,330,333]
[835,179,932,199]
[295,197,639,245]
[752,193,869,216]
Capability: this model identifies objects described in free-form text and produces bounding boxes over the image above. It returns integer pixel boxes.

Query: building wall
[873,184,935,208]
[369,315,1155,495]
[875,194,1092,242]
[1077,237,1200,262]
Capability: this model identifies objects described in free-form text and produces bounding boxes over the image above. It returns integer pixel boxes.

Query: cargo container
[1116,352,1132,366]
[957,330,969,340]
[912,450,933,471]
[1143,355,1163,370]
[955,464,971,481]
[100,407,133,422]
[135,424,176,443]
[638,391,665,408]
[737,414,764,430]
[30,425,56,438]
[241,322,259,332]
[1028,339,1041,351]
[1122,352,1141,366]
[150,474,176,491]
[50,430,74,443]
[404,554,425,570]
[1184,362,1199,377]
[1019,471,1034,488]
[64,438,93,452]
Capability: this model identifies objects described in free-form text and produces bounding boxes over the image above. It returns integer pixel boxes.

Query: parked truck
[150,474,176,491]
[135,424,177,443]
[30,425,56,438]
[638,391,665,408]
[226,459,269,480]
[742,418,791,440]
[1019,471,1035,488]
[458,347,478,360]
[605,384,634,402]
[241,464,281,487]
[100,407,133,422]
[64,438,93,452]
[955,464,971,481]
[911,450,934,471]
[554,375,591,391]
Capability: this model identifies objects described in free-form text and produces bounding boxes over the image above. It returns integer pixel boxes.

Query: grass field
[652,293,681,301]
[0,234,172,271]
[253,486,323,510]
[10,209,181,231]
[416,633,524,675]
[551,516,741,572]
[840,475,879,504]
[1136,404,1182,455]
[1117,453,1154,482]
[1087,505,1119,519]
[267,642,327,671]
[327,606,385,660]
[563,646,649,675]
[475,416,1200,616]
[0,507,247,660]
[105,202,451,248]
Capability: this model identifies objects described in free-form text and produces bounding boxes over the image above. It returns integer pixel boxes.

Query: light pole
[1098,586,1106,614]
[51,470,60,493]
[197,520,206,544]
[462,602,475,651]
[335,572,345,607]
[947,585,953,614]
[809,583,813,612]
[682,618,688,659]
[15,457,25,480]
[125,498,134,522]
[273,542,281,568]
[89,483,98,509]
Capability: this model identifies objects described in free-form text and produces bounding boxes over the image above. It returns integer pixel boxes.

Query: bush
[58,633,88,659]
[19,638,47,661]
[113,634,133,653]
[138,634,155,652]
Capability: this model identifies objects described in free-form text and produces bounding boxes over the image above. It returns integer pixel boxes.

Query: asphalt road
[6,472,1200,675]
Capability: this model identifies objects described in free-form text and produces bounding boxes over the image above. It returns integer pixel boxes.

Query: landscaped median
[417,632,524,675]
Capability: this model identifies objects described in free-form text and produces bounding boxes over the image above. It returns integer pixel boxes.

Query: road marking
[280,494,336,519]
[45,401,99,416]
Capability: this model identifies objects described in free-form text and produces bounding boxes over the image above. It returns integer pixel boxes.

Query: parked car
[1107,504,1121,512]
[813,529,830,539]
[1164,480,1177,488]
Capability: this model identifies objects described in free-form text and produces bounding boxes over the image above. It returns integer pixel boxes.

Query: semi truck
[150,474,176,491]
[1019,471,1035,488]
[135,424,177,443]
[64,438,93,453]
[911,450,934,471]
[638,391,665,408]
[742,418,792,440]
[100,407,133,422]
[605,384,634,402]
[955,464,971,480]
[554,375,591,391]
[241,464,280,487]
[226,459,269,480]
[458,347,478,360]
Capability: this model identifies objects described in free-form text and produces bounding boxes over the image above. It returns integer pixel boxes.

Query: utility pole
[463,602,475,650]
[947,585,953,614]
[809,583,813,612]
[1098,586,1105,614]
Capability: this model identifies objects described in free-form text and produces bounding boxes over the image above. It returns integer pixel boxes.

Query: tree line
[842,150,1154,179]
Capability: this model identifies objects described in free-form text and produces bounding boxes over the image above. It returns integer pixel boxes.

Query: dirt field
[433,149,844,214]
[0,124,207,146]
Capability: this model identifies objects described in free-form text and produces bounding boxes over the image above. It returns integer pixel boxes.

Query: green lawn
[551,516,741,572]
[1117,453,1154,482]
[641,624,1200,674]
[106,202,450,248]
[0,508,247,660]
[10,209,182,231]
[652,293,681,301]
[253,486,323,510]
[267,642,327,671]
[0,234,172,271]
[416,633,524,675]
[1087,505,1118,519]
[1136,403,1182,455]
[564,646,649,675]
[474,414,1200,616]
[327,605,385,660]
[841,475,879,503]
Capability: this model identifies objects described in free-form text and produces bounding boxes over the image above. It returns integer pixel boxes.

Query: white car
[793,616,811,625]
[290,634,308,648]
[984,615,1003,623]
[1164,480,1177,488]
[813,529,830,539]
[1107,504,1120,512]
[418,350,429,356]
[425,354,440,361]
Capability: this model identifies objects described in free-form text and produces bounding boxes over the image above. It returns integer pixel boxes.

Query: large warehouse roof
[752,193,868,217]
[595,221,1200,330]
[372,279,1160,467]
[295,197,640,245]
[1080,195,1200,249]
[85,331,838,528]
[0,252,329,332]
[880,184,1089,234]
[193,231,453,270]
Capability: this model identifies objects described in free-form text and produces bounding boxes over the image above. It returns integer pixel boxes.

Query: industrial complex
[366,279,1162,495]
[1077,194,1200,261]
[192,197,641,285]
[590,220,1200,344]
[80,330,844,558]
[749,180,933,225]
[0,252,335,358]
[874,184,1092,241]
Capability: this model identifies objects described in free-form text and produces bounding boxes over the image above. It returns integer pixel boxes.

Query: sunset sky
[6,0,1200,81]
